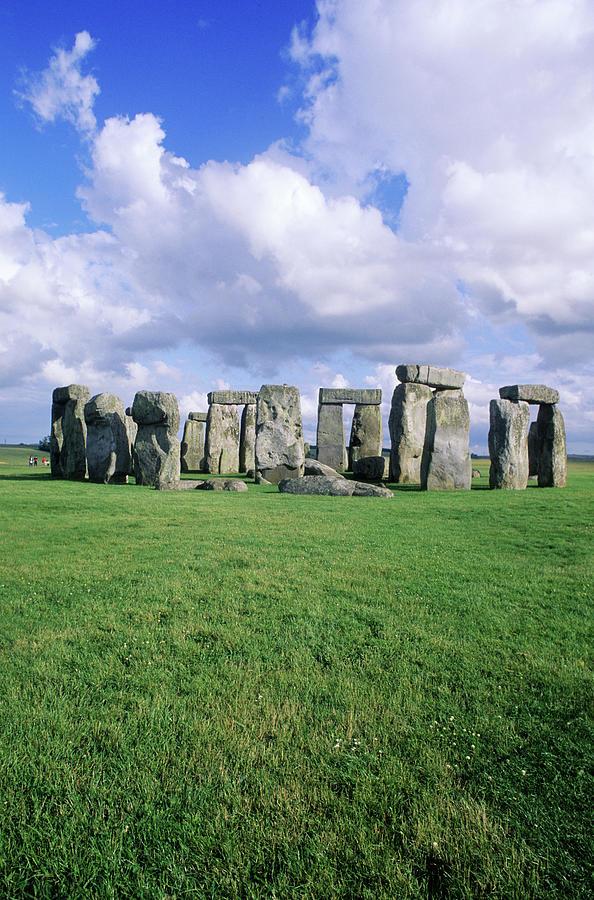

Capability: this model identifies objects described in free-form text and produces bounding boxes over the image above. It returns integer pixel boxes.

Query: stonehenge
[204,390,258,474]
[389,365,471,489]
[131,391,180,487]
[47,369,567,493]
[255,384,305,483]
[316,388,382,471]
[51,384,90,480]
[489,385,566,489]
[84,392,133,484]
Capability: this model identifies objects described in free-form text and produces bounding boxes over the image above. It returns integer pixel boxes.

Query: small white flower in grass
[522,769,527,776]
[432,841,438,850]
[465,756,470,760]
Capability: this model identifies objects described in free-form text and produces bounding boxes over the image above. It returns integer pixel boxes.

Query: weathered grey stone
[132,391,180,430]
[316,403,346,471]
[388,382,433,483]
[488,399,530,490]
[132,391,180,486]
[188,411,207,422]
[239,404,256,473]
[84,392,131,484]
[318,388,381,405]
[207,390,258,405]
[50,384,90,479]
[304,459,344,478]
[472,468,481,478]
[205,403,240,474]
[200,479,248,492]
[499,384,560,405]
[421,390,471,490]
[352,456,389,481]
[396,364,466,390]
[536,405,567,487]
[181,417,205,472]
[528,421,539,476]
[255,385,305,483]
[348,404,382,468]
[278,476,393,497]
[155,479,203,491]
[125,414,137,475]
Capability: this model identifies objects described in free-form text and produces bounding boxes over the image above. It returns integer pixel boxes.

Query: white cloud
[18,31,99,134]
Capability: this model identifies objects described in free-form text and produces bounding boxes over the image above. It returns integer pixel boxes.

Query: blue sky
[1,0,593,452]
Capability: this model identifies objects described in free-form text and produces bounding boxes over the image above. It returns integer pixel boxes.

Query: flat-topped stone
[396,365,466,390]
[207,390,258,405]
[278,476,393,498]
[318,388,381,405]
[188,411,207,422]
[499,384,559,405]
[132,391,180,430]
[52,384,91,404]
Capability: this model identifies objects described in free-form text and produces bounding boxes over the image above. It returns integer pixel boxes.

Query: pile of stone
[489,385,566,489]
[316,388,382,472]
[389,365,471,489]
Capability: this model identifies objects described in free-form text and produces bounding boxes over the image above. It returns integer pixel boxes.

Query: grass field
[0,448,592,898]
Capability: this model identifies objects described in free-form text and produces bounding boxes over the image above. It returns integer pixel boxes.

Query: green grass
[0,451,592,898]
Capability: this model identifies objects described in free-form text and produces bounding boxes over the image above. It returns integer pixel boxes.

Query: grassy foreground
[0,451,592,899]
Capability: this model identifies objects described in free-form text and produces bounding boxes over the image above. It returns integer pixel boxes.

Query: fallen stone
[388,382,433,483]
[396,364,466,390]
[278,476,393,497]
[316,402,346,471]
[488,399,530,490]
[304,459,344,478]
[207,390,258,405]
[205,403,240,474]
[155,479,203,491]
[51,384,90,479]
[200,479,248,492]
[421,390,471,490]
[536,405,567,487]
[318,388,381,405]
[352,456,388,481]
[255,384,305,483]
[84,392,131,484]
[499,384,560,405]
[348,403,382,468]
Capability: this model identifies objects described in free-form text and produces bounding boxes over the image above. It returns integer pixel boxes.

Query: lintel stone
[318,388,381,405]
[207,390,258,405]
[396,364,466,390]
[499,384,560,405]
[188,411,207,422]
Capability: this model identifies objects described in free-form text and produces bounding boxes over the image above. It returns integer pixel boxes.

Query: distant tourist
[28,456,34,466]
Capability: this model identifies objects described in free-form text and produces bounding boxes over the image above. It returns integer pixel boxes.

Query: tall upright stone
[181,412,206,472]
[536,405,567,487]
[50,384,90,480]
[125,407,138,476]
[316,403,346,471]
[255,384,305,483]
[528,421,539,476]
[348,404,382,469]
[239,404,256,473]
[388,382,433,483]
[488,399,530,490]
[84,392,131,484]
[205,404,240,474]
[421,390,471,490]
[132,391,180,486]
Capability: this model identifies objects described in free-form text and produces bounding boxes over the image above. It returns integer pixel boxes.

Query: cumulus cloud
[18,31,99,133]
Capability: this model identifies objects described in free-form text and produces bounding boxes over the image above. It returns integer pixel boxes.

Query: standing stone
[181,412,206,472]
[125,407,138,476]
[84,392,131,484]
[132,391,180,486]
[388,382,433,483]
[205,403,240,474]
[488,399,530,490]
[50,384,90,480]
[255,384,305,483]
[317,402,346,471]
[421,390,471,490]
[239,404,256,473]
[536,405,567,487]
[528,421,539,477]
[348,404,382,469]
